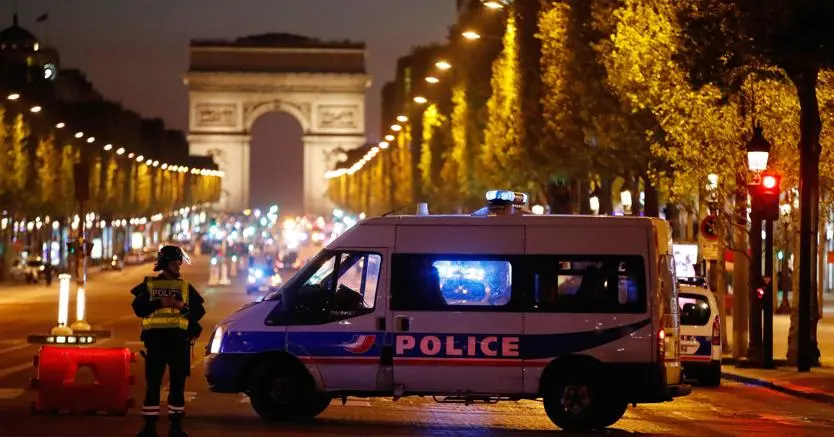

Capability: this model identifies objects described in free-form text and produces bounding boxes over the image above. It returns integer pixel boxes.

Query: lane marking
[0,362,33,379]
[0,388,25,399]
[0,342,31,355]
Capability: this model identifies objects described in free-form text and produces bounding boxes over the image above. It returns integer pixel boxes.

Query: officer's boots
[136,416,158,437]
[168,414,188,437]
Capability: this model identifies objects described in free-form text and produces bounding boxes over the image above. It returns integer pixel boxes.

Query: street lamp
[413,96,428,104]
[435,60,452,70]
[620,190,633,215]
[396,115,409,123]
[462,31,482,40]
[391,124,402,132]
[743,123,774,369]
[481,0,510,8]
[425,76,440,84]
[746,124,771,173]
[384,134,395,142]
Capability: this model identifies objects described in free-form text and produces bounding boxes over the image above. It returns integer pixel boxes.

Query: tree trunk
[787,66,822,370]
[600,176,614,215]
[788,227,801,364]
[643,175,660,217]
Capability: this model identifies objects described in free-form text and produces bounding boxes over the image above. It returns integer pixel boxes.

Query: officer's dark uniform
[131,246,205,437]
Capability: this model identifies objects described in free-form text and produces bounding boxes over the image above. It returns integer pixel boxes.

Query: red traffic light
[762,175,778,189]
[757,287,765,299]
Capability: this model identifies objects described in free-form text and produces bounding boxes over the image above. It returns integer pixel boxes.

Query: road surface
[1,252,833,436]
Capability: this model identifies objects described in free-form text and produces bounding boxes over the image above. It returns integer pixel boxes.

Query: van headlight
[209,326,225,354]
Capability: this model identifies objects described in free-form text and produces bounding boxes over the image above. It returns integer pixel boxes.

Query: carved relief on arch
[243,99,312,132]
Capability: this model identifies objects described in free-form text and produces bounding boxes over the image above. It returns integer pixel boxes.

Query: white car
[677,283,722,386]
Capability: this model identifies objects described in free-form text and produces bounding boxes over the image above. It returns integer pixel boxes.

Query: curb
[721,371,834,405]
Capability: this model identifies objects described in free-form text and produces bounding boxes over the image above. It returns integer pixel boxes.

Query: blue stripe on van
[219,318,651,360]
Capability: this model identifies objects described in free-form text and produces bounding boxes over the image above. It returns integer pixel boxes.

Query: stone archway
[184,33,369,214]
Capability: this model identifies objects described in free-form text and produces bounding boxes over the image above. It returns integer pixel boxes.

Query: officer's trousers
[141,340,191,418]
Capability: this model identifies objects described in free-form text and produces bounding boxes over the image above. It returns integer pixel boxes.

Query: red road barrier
[31,346,137,415]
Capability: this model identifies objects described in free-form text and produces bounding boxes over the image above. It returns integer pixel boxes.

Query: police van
[205,191,691,431]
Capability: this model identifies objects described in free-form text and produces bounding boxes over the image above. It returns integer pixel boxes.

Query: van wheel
[700,361,722,387]
[249,361,331,421]
[543,371,611,431]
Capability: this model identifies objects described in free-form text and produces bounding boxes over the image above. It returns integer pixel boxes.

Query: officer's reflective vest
[142,278,189,331]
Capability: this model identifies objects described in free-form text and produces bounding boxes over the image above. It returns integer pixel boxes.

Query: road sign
[700,240,720,261]
[700,215,719,241]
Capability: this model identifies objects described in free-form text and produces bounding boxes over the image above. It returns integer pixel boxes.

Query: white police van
[205,191,691,431]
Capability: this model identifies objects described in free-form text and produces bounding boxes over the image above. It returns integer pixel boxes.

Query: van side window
[531,255,646,313]
[269,250,382,325]
[391,255,514,310]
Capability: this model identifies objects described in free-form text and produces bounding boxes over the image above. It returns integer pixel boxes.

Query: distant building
[0,14,59,91]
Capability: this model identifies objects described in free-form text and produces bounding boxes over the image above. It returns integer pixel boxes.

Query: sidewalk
[719,292,834,405]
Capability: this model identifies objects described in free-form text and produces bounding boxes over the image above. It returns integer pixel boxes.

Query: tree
[392,127,414,207]
[6,114,30,212]
[419,103,446,200]
[55,144,78,218]
[677,0,834,369]
[135,163,151,214]
[481,14,524,191]
[35,134,58,211]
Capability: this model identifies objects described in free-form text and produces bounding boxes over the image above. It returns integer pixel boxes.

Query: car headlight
[247,275,256,284]
[209,326,224,354]
[255,269,263,278]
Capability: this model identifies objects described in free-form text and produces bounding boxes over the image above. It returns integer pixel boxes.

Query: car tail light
[712,317,721,346]
[657,328,666,362]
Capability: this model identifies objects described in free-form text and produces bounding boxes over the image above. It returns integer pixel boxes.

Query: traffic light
[753,171,781,220]
[66,241,76,255]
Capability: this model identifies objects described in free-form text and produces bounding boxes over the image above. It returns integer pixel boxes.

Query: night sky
[6,0,456,211]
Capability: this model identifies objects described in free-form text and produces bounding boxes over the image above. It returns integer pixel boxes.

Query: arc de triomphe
[184,33,369,214]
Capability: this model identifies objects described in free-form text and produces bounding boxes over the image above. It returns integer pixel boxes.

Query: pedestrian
[131,245,205,437]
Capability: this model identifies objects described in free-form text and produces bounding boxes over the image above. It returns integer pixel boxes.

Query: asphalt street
[0,253,833,436]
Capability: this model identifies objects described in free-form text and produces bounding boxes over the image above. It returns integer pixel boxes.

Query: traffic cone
[230,256,238,277]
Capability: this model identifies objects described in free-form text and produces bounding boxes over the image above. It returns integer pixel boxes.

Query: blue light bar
[485,190,528,205]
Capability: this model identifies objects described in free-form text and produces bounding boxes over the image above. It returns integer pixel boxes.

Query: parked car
[678,283,722,386]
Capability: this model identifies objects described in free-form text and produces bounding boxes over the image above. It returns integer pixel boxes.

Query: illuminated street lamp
[413,96,428,104]
[425,76,440,84]
[620,189,633,215]
[481,0,510,9]
[435,60,452,70]
[379,141,390,150]
[55,122,65,128]
[384,134,395,141]
[103,144,113,151]
[7,93,20,100]
[462,31,482,40]
[746,124,772,173]
[391,124,402,132]
[30,106,42,113]
[396,115,408,123]
[74,131,84,138]
[116,147,125,155]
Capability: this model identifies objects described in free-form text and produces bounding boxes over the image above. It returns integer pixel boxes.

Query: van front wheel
[249,362,331,421]
[543,372,619,431]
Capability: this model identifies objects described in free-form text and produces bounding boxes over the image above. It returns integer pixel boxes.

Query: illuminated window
[392,255,514,310]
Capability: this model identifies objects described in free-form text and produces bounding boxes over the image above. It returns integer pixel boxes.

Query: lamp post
[744,124,772,367]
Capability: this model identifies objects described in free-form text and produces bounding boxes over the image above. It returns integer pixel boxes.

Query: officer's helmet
[154,245,191,271]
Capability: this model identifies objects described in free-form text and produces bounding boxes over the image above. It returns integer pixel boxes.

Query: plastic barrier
[31,346,136,415]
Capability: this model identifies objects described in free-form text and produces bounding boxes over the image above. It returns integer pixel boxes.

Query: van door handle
[395,316,410,332]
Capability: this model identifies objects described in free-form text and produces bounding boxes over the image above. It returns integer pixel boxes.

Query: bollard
[230,255,238,277]
[51,274,73,336]
[219,258,230,285]
[70,286,91,331]
[208,257,219,286]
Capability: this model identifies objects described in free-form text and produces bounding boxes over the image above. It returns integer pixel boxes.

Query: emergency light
[485,190,528,206]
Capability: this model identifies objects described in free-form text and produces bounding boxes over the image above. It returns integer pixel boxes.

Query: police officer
[131,246,205,437]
